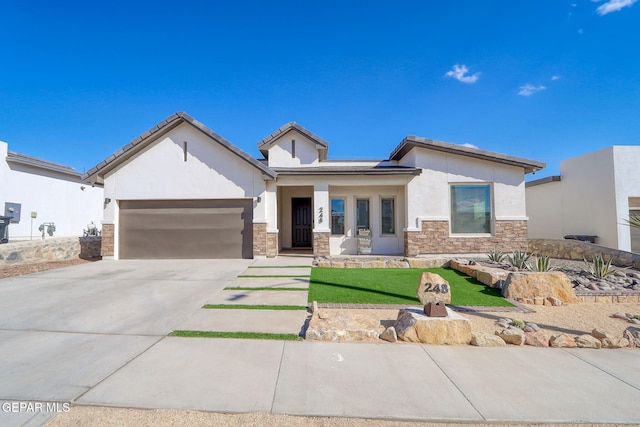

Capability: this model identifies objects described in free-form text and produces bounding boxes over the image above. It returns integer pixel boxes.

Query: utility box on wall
[4,202,21,223]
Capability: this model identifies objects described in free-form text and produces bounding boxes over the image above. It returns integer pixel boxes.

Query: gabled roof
[7,150,83,179]
[257,122,329,160]
[83,112,277,183]
[389,136,545,174]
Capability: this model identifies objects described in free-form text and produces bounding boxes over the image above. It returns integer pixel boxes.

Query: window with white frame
[450,184,492,234]
[381,197,395,235]
[330,198,345,235]
[356,198,370,230]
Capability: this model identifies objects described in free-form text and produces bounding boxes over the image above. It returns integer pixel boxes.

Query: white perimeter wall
[612,146,640,251]
[400,149,527,230]
[526,180,564,239]
[0,141,104,239]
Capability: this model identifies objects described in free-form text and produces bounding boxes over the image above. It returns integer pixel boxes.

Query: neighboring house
[1,141,104,240]
[526,146,640,253]
[83,112,544,259]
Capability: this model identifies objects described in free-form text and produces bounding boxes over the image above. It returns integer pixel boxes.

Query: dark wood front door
[292,198,312,247]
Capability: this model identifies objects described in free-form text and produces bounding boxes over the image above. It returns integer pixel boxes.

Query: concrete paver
[424,345,640,423]
[77,338,284,413]
[242,267,311,277]
[177,309,308,335]
[208,290,309,306]
[250,257,313,267]
[272,341,483,421]
[227,277,310,289]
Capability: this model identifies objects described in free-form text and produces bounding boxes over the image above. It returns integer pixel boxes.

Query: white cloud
[551,75,561,81]
[596,0,637,15]
[518,84,547,96]
[444,64,480,84]
[460,143,479,149]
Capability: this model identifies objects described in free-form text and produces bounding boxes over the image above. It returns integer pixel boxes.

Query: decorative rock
[387,260,410,268]
[394,308,472,345]
[534,297,545,305]
[379,326,398,343]
[416,272,451,305]
[502,272,578,304]
[611,312,629,320]
[407,258,448,269]
[601,337,629,349]
[546,297,563,306]
[316,261,331,268]
[496,328,525,346]
[575,335,602,349]
[305,311,381,342]
[525,330,550,347]
[523,325,535,333]
[475,268,509,288]
[550,334,577,348]
[526,323,541,332]
[591,328,611,340]
[496,320,511,329]
[470,332,506,347]
[624,326,640,348]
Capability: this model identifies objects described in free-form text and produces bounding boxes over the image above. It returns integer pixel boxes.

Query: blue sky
[1,0,638,178]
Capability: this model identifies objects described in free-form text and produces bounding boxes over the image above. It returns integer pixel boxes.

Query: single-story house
[83,112,545,259]
[526,146,640,253]
[0,140,104,240]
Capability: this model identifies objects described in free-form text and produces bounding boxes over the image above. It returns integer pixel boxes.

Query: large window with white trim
[330,198,345,235]
[450,184,492,234]
[356,198,370,230]
[381,198,395,235]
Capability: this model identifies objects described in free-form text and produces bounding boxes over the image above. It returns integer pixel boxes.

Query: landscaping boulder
[475,268,509,288]
[502,272,578,304]
[550,334,577,348]
[470,332,506,347]
[575,335,602,349]
[394,308,471,345]
[525,330,550,347]
[601,337,629,349]
[379,326,397,343]
[496,329,525,346]
[416,272,451,305]
[591,328,611,340]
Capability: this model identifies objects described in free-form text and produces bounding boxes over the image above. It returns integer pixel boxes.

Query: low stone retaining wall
[0,237,101,266]
[528,239,640,269]
[315,257,450,269]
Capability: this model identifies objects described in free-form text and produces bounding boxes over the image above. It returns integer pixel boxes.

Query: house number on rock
[424,283,449,293]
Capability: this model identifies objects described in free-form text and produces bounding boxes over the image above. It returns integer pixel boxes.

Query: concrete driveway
[0,259,251,426]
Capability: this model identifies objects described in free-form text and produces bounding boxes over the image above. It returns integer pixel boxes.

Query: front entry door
[292,198,312,247]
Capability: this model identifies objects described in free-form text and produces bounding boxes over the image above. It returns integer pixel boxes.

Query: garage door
[119,199,253,259]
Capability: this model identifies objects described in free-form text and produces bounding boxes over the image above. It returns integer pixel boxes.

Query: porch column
[313,183,330,257]
[266,181,279,258]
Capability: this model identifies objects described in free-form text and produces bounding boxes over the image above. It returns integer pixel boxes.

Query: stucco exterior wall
[1,141,104,240]
[612,146,640,251]
[266,130,319,167]
[526,180,564,239]
[400,148,527,230]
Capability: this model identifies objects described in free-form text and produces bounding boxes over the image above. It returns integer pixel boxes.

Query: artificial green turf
[203,304,308,310]
[170,330,302,340]
[308,267,513,307]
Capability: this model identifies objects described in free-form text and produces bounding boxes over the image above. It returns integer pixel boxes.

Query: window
[356,198,370,230]
[381,198,395,235]
[450,185,492,234]
[331,198,345,235]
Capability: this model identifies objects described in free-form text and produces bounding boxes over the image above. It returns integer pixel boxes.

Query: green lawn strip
[203,304,308,310]
[224,287,309,291]
[170,330,302,340]
[237,275,311,278]
[308,267,513,307]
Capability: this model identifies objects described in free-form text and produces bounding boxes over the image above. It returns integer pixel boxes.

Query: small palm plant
[583,254,616,278]
[507,250,530,270]
[624,214,640,229]
[487,248,507,263]
[527,255,556,272]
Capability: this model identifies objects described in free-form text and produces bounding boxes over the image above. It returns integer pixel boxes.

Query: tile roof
[272,165,422,176]
[6,150,82,178]
[83,112,277,183]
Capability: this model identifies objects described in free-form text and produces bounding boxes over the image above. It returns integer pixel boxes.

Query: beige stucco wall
[525,180,564,239]
[266,130,319,167]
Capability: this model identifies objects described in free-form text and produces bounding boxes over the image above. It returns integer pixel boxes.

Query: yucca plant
[487,248,507,263]
[507,250,530,270]
[527,255,556,272]
[583,254,616,278]
[624,214,640,229]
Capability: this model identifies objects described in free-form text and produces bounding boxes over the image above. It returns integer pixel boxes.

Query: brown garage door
[119,199,253,259]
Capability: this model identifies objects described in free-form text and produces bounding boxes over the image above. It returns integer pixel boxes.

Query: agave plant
[507,250,530,270]
[487,248,507,263]
[527,255,556,272]
[583,254,616,278]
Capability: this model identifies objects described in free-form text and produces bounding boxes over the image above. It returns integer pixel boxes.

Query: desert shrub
[583,254,616,278]
[487,248,506,263]
[527,255,556,272]
[507,250,530,270]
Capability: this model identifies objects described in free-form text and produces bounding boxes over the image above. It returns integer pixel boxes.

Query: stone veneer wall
[266,232,278,258]
[405,220,528,256]
[0,237,102,266]
[253,223,267,257]
[528,239,640,269]
[101,224,114,257]
[313,232,330,257]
